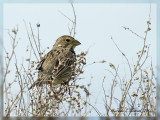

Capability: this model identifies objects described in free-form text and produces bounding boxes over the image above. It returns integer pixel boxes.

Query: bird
[29,35,81,90]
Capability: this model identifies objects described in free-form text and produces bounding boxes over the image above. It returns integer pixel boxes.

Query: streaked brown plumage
[29,35,81,90]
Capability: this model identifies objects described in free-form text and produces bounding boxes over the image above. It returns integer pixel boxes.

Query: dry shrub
[3,4,156,117]
[102,12,156,116]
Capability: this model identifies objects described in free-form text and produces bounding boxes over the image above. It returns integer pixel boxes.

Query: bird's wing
[37,47,76,78]
[36,50,54,72]
[54,50,76,79]
[29,50,56,89]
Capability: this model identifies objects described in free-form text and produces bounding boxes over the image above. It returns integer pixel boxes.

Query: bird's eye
[66,39,70,42]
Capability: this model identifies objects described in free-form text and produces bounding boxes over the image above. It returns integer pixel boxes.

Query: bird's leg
[57,77,71,95]
[51,89,59,100]
[48,81,59,100]
[68,85,71,95]
[64,81,71,95]
[60,82,68,93]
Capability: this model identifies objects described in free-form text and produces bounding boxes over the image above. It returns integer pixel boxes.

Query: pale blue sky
[3,3,157,116]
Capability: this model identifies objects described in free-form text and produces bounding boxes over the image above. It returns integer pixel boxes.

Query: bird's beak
[73,40,81,46]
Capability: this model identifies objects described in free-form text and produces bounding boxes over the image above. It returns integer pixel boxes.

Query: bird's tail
[28,78,44,90]
[28,73,50,90]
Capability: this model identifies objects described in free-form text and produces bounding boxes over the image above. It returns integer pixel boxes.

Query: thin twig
[110,37,132,77]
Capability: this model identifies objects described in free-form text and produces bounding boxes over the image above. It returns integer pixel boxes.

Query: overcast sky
[3,3,157,116]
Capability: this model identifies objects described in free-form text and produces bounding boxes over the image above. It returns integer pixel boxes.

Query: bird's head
[54,35,81,49]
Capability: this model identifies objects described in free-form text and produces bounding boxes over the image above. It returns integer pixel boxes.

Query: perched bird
[29,35,81,90]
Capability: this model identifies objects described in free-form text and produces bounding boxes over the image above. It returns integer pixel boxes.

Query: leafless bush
[3,4,156,117]
[4,22,92,117]
[101,8,156,116]
[3,3,92,117]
